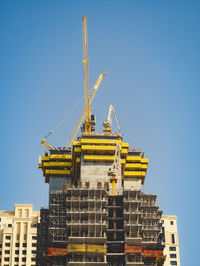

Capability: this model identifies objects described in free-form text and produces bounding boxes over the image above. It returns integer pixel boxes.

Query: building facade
[0,204,39,266]
[161,216,180,266]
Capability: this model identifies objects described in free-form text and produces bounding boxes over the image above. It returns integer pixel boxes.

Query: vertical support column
[11,220,16,266]
[26,221,31,266]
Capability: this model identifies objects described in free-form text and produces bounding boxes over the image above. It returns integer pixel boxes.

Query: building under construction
[36,17,165,266]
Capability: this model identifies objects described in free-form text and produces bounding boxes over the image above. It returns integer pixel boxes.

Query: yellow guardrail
[43,162,72,168]
[126,156,141,162]
[68,244,106,253]
[82,145,116,151]
[80,139,122,144]
[84,155,125,164]
[49,154,72,160]
[45,169,71,176]
[141,158,148,164]
[124,171,146,177]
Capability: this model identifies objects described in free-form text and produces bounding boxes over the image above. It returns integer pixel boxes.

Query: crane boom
[82,16,91,132]
[66,72,106,148]
[102,105,121,133]
[41,138,52,155]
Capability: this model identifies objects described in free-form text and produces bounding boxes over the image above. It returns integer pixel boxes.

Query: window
[31,258,36,262]
[0,251,1,255]
[170,261,177,265]
[15,250,19,254]
[17,209,22,217]
[5,257,9,261]
[31,224,37,228]
[5,243,10,247]
[24,234,27,240]
[170,221,174,225]
[25,209,29,218]
[16,234,20,240]
[22,258,26,262]
[22,250,26,255]
[162,227,165,242]
[0,244,2,248]
[15,243,20,247]
[23,243,27,248]
[5,250,10,254]
[8,224,12,227]
[32,250,36,254]
[15,258,19,262]
[170,254,177,258]
[32,243,37,247]
[170,247,176,251]
[105,182,109,191]
[32,236,37,240]
[171,234,175,244]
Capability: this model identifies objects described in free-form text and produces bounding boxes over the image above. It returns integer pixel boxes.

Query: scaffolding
[66,187,107,265]
[36,209,49,266]
[107,195,125,266]
[37,190,164,266]
[49,192,67,243]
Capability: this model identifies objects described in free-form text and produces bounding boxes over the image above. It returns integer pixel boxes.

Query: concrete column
[26,221,31,266]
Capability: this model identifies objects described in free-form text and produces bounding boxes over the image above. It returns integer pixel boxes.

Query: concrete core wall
[124,177,142,190]
[49,176,72,192]
[80,155,123,195]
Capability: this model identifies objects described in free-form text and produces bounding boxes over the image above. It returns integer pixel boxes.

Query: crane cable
[44,96,84,139]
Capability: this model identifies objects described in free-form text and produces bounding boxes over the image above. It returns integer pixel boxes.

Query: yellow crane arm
[41,138,52,155]
[66,107,85,148]
[66,72,106,148]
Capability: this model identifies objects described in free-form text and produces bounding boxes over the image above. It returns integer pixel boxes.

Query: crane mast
[82,16,91,132]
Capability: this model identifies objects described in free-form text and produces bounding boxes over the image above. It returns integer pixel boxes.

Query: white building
[0,204,39,266]
[161,215,180,266]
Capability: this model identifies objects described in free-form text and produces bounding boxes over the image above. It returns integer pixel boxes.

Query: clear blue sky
[0,1,199,264]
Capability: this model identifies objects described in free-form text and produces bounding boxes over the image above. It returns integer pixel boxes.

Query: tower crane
[41,16,106,153]
[82,16,91,133]
[102,105,121,133]
[66,16,106,146]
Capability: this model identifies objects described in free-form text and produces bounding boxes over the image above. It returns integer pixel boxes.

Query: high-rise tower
[36,16,165,266]
[37,130,165,265]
